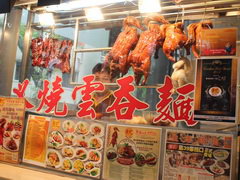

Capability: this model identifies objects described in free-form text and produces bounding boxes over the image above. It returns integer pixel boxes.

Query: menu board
[103,124,161,180]
[200,28,237,56]
[46,119,105,179]
[194,58,238,122]
[163,130,233,180]
[23,115,50,166]
[0,97,25,163]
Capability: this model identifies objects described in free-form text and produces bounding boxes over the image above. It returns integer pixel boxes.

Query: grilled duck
[104,16,143,79]
[186,20,213,58]
[128,14,169,85]
[163,22,190,62]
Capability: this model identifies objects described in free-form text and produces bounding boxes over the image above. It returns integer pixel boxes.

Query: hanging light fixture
[39,13,55,26]
[138,0,161,14]
[46,0,134,12]
[85,7,104,21]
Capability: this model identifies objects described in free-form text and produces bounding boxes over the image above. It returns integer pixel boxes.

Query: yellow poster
[103,124,161,180]
[23,115,50,166]
[0,97,25,163]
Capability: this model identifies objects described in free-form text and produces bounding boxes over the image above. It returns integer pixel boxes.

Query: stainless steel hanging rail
[31,5,240,29]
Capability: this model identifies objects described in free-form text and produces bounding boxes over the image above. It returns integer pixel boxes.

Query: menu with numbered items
[163,129,233,180]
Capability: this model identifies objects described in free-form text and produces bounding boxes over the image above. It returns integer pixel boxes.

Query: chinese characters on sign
[72,75,104,119]
[103,124,162,180]
[163,130,233,180]
[13,75,195,126]
[154,76,196,126]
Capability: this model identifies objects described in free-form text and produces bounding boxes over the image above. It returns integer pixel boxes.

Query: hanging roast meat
[31,38,72,73]
[127,14,169,85]
[31,37,43,67]
[186,20,213,58]
[104,16,143,79]
[162,22,190,62]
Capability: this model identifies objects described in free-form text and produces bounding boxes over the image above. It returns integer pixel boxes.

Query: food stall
[0,0,239,179]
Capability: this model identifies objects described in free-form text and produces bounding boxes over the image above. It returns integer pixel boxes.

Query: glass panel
[23,25,76,109]
[11,9,28,93]
[0,14,5,42]
[78,28,110,49]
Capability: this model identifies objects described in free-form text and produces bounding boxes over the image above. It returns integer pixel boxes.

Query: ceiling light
[39,13,55,26]
[138,0,161,14]
[226,11,240,16]
[85,7,104,21]
[46,0,134,12]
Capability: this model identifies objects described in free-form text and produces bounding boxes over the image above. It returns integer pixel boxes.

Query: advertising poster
[103,124,161,180]
[200,28,237,56]
[23,115,50,166]
[194,58,238,122]
[0,97,25,163]
[163,130,233,180]
[46,119,105,179]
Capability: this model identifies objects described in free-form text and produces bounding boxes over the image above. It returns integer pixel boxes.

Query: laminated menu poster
[46,119,105,179]
[0,97,25,163]
[194,58,238,122]
[23,115,50,166]
[103,124,161,180]
[163,130,233,180]
[200,28,237,56]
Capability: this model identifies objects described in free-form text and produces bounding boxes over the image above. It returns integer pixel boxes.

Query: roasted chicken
[127,14,169,85]
[171,57,192,93]
[186,20,213,58]
[104,16,143,79]
[162,22,190,62]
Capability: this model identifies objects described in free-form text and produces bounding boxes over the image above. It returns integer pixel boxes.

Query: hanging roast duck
[104,16,143,79]
[186,20,213,58]
[127,14,169,85]
[162,22,190,62]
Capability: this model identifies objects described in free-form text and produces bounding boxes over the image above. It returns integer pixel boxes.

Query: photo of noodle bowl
[48,131,64,149]
[90,168,100,177]
[63,133,76,146]
[84,161,95,171]
[90,123,104,137]
[62,158,73,172]
[73,159,84,173]
[213,150,229,161]
[210,164,224,175]
[89,137,103,150]
[75,148,88,161]
[208,86,222,97]
[75,121,89,135]
[76,135,89,148]
[217,161,229,169]
[46,149,62,168]
[62,146,75,159]
[88,150,101,163]
[3,137,20,152]
[62,120,75,133]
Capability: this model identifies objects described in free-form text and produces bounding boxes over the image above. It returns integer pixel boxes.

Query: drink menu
[163,130,233,180]
[0,97,25,163]
[103,124,161,180]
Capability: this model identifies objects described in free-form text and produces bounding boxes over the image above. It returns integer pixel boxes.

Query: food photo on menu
[46,119,105,179]
[0,97,25,163]
[163,130,233,180]
[103,125,161,180]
